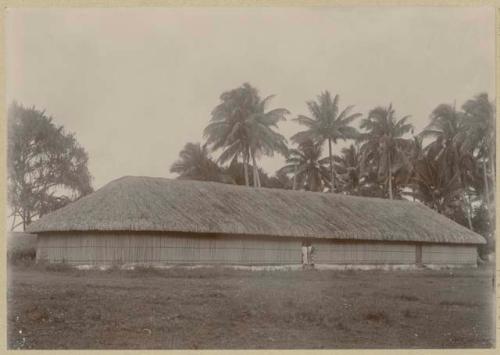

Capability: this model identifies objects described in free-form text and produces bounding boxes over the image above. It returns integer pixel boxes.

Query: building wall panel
[312,240,417,264]
[422,244,477,265]
[36,232,303,265]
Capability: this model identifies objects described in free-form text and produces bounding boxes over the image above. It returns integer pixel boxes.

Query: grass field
[7,263,495,349]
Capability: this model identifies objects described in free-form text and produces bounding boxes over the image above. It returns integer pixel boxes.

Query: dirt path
[7,265,495,349]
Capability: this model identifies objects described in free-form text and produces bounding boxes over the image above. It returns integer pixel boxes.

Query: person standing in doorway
[302,241,308,268]
[308,244,315,267]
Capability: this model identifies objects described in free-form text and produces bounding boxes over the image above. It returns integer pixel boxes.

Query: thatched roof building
[28,176,485,267]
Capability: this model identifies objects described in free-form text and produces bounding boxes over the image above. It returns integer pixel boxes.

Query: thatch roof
[27,176,485,245]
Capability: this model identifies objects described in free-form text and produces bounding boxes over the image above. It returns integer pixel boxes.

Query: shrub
[7,247,36,265]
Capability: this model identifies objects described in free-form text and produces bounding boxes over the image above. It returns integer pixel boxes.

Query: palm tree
[400,135,425,201]
[420,103,476,229]
[332,144,362,195]
[170,142,233,183]
[411,151,465,220]
[279,139,330,192]
[222,159,276,188]
[203,83,289,187]
[291,91,361,192]
[359,104,414,200]
[462,93,495,220]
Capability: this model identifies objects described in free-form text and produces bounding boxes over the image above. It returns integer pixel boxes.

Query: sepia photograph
[4,5,496,350]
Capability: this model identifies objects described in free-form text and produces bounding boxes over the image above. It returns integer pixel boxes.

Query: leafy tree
[170,142,234,184]
[203,83,289,187]
[467,159,495,235]
[266,170,293,190]
[291,91,361,192]
[8,102,93,230]
[279,139,330,192]
[359,104,414,200]
[472,202,495,258]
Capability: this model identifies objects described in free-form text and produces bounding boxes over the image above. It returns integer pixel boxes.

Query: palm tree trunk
[310,173,317,192]
[252,164,256,187]
[243,153,249,187]
[463,190,473,231]
[489,149,496,200]
[483,159,494,229]
[251,155,256,187]
[489,149,496,181]
[456,166,473,230]
[256,163,261,187]
[292,165,297,190]
[432,195,438,212]
[387,152,393,200]
[482,159,492,222]
[328,138,335,192]
[251,153,260,188]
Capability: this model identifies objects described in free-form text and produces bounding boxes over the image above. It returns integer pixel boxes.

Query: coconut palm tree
[246,110,289,187]
[462,93,495,220]
[411,150,465,220]
[398,135,425,201]
[203,83,289,187]
[332,144,362,195]
[359,104,414,200]
[420,103,476,229]
[170,142,233,183]
[279,139,330,192]
[462,93,495,167]
[291,91,361,192]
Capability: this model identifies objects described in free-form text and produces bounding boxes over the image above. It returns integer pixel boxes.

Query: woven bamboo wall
[36,232,303,265]
[312,240,417,265]
[36,232,479,266]
[421,244,477,265]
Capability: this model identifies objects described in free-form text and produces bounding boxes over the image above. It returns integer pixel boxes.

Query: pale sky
[6,7,495,189]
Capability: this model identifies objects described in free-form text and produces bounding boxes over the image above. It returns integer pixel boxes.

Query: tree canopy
[171,86,494,255]
[203,83,289,187]
[291,91,361,192]
[8,102,93,230]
